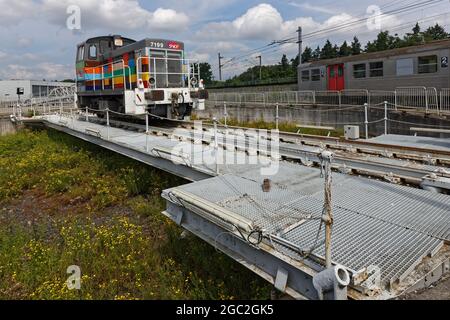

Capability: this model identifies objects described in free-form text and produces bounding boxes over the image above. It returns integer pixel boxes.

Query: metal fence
[208,87,450,114]
[440,88,450,113]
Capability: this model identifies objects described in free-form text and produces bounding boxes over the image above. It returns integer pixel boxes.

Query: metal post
[85,106,88,122]
[364,103,369,139]
[145,111,149,153]
[275,103,279,130]
[224,102,228,127]
[213,117,219,175]
[297,26,303,66]
[70,108,74,129]
[106,108,110,140]
[320,151,334,269]
[384,101,388,136]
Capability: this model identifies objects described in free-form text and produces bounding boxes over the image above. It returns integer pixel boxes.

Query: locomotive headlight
[149,77,156,86]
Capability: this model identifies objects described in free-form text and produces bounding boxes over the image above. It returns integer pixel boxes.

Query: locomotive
[75,35,207,119]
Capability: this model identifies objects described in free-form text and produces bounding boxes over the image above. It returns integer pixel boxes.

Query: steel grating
[369,134,450,152]
[169,162,450,287]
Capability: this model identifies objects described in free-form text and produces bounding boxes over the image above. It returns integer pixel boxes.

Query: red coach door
[327,64,345,91]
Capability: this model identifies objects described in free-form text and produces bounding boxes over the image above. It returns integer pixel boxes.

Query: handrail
[136,56,200,90]
[84,59,130,92]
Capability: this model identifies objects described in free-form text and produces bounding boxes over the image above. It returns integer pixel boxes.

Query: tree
[365,30,399,52]
[280,54,289,69]
[312,46,321,60]
[338,41,352,57]
[301,46,313,63]
[423,23,448,41]
[199,62,213,85]
[351,36,362,55]
[320,40,338,59]
[402,22,424,46]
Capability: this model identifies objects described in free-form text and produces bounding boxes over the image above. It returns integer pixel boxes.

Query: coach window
[353,63,366,78]
[311,69,320,81]
[301,70,310,81]
[418,55,438,73]
[369,61,383,77]
[88,45,97,59]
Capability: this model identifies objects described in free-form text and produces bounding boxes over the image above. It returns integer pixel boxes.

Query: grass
[0,129,271,300]
[192,114,344,137]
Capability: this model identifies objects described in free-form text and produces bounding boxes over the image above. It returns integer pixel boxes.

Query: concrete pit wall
[196,102,450,138]
[0,117,17,136]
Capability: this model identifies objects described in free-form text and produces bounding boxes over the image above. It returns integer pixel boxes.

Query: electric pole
[257,55,262,81]
[218,53,225,81]
[297,26,302,65]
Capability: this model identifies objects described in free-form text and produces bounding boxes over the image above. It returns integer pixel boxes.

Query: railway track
[78,115,450,192]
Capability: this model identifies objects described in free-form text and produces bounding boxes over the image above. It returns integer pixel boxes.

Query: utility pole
[218,53,225,81]
[297,26,303,65]
[257,55,262,81]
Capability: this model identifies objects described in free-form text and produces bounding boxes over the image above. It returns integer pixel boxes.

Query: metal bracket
[274,267,289,292]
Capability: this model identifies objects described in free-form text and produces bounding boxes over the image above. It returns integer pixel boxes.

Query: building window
[88,45,97,59]
[301,70,310,81]
[369,61,383,77]
[353,63,366,78]
[311,69,321,81]
[418,55,438,73]
[396,58,414,76]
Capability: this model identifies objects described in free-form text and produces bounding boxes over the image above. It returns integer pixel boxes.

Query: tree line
[301,23,448,63]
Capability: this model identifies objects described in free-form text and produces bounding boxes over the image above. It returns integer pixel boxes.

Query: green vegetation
[195,116,343,137]
[0,129,270,300]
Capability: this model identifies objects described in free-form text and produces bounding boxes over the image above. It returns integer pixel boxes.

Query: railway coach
[298,39,450,92]
[76,35,208,120]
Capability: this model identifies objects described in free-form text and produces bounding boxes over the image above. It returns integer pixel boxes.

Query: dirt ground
[399,274,450,300]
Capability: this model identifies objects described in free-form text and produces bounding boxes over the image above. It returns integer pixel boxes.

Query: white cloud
[0,0,37,26]
[197,3,400,44]
[41,0,189,32]
[0,63,73,80]
[288,2,337,15]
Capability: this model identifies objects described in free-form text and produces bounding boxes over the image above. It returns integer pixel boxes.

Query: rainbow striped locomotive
[75,35,207,119]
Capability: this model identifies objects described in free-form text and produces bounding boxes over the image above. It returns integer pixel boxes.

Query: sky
[0,0,449,81]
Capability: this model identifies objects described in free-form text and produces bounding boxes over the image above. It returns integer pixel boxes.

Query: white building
[0,80,74,100]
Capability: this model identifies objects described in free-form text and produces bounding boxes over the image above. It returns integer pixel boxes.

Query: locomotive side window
[369,61,383,77]
[301,70,310,81]
[418,55,438,73]
[353,63,366,78]
[77,45,85,61]
[311,69,320,81]
[88,45,97,59]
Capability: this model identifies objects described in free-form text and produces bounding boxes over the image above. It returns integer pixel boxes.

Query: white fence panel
[340,89,369,106]
[315,91,340,106]
[369,90,396,108]
[440,88,450,114]
[395,87,428,110]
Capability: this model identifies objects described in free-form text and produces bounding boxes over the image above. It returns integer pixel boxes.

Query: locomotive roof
[301,38,450,67]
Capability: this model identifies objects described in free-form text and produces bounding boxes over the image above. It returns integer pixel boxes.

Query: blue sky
[0,0,449,80]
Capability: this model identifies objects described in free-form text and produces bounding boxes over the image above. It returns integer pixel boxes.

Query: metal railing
[440,88,450,113]
[136,56,200,90]
[208,87,450,115]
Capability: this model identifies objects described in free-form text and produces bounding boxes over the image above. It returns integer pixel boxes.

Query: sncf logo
[168,42,180,49]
